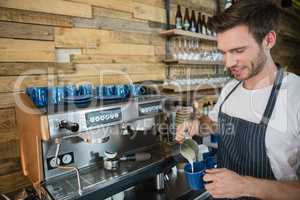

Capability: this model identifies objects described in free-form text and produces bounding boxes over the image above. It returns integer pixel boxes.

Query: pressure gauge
[62,154,73,165]
[49,157,61,168]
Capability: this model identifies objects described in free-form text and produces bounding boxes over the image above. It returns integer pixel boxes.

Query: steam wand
[54,136,83,196]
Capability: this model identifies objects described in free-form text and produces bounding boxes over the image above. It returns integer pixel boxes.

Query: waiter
[176,0,300,199]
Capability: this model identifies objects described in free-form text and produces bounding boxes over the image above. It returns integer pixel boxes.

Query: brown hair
[208,0,280,44]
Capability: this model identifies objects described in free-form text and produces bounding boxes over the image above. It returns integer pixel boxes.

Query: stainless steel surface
[104,159,120,171]
[128,118,155,131]
[47,96,164,139]
[38,95,183,200]
[122,168,213,200]
[155,173,165,191]
[43,96,165,180]
[43,144,176,200]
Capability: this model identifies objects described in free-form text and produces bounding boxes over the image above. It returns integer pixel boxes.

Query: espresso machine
[16,93,177,200]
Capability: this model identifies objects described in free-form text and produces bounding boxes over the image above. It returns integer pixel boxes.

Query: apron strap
[260,66,284,126]
[218,81,242,115]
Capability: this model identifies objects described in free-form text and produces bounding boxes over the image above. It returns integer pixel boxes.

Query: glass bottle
[190,10,196,32]
[183,8,190,31]
[175,5,183,30]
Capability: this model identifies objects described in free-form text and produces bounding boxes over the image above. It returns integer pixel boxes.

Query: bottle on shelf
[196,12,203,34]
[204,16,212,36]
[183,8,190,31]
[224,0,233,9]
[175,5,183,30]
[207,17,215,36]
[201,14,207,35]
[190,10,196,32]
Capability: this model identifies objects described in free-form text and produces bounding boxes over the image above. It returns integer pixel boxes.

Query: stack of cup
[175,106,194,125]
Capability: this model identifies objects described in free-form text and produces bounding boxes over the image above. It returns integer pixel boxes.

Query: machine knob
[59,120,79,132]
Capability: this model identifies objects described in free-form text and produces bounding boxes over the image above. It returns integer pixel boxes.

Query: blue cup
[26,87,35,99]
[129,85,146,97]
[64,85,77,97]
[203,151,215,160]
[104,85,115,96]
[211,134,221,143]
[205,156,218,169]
[115,85,129,98]
[49,87,64,105]
[79,84,93,96]
[29,87,48,108]
[184,161,206,190]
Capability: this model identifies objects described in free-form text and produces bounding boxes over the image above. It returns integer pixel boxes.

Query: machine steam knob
[59,120,79,132]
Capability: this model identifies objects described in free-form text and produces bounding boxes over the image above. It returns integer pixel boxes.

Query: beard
[229,47,267,81]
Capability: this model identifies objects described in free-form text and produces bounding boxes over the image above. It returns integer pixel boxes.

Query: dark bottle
[175,5,183,30]
[190,10,196,32]
[201,14,207,35]
[207,17,214,36]
[183,8,190,31]
[203,15,212,36]
[196,12,203,33]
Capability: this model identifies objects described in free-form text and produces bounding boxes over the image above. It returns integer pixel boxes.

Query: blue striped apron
[217,66,284,200]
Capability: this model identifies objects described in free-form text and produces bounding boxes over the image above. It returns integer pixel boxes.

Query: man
[176,0,300,199]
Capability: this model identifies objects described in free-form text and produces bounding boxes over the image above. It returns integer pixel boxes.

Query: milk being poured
[180,139,198,173]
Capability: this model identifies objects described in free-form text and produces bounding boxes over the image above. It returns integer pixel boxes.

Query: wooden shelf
[164,59,224,66]
[160,29,217,41]
[162,83,224,92]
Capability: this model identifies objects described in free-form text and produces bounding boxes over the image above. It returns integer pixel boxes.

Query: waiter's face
[217,25,267,80]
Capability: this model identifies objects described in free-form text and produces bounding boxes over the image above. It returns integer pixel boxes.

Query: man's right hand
[175,115,217,143]
[175,119,199,144]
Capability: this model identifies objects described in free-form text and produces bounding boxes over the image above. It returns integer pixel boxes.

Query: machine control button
[62,154,73,165]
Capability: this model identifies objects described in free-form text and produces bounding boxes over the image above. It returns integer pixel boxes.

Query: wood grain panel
[67,0,133,13]
[133,0,165,8]
[71,54,162,64]
[58,74,165,85]
[0,130,18,144]
[0,21,54,41]
[133,2,166,23]
[171,0,216,15]
[0,108,16,132]
[0,93,15,109]
[0,7,72,27]
[0,157,21,176]
[0,75,56,93]
[74,63,165,75]
[0,63,75,76]
[55,27,163,48]
[0,0,92,18]
[92,7,142,22]
[83,44,156,56]
[72,16,161,33]
[0,38,55,62]
[0,171,30,193]
[0,139,19,160]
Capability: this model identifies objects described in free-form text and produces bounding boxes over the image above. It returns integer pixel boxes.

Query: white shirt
[209,73,300,181]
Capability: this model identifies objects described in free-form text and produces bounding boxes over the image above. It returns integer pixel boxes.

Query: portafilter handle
[59,120,79,132]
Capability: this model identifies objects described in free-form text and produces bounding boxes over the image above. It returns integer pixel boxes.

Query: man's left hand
[203,168,251,199]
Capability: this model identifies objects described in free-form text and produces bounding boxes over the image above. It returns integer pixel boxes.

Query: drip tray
[43,147,176,200]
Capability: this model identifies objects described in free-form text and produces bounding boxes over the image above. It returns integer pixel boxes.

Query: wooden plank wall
[272,6,300,74]
[0,0,217,194]
[0,0,299,194]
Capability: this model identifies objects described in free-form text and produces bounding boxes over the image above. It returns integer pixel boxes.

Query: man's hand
[175,120,199,144]
[203,168,250,199]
